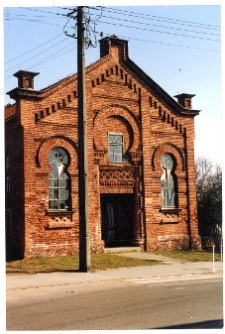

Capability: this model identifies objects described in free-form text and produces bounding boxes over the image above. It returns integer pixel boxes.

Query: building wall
[5,105,25,259]
[25,82,81,257]
[5,37,201,258]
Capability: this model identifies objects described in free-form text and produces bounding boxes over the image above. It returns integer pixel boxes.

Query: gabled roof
[6,35,201,117]
[124,57,200,116]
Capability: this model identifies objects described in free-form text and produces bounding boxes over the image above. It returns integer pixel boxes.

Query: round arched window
[160,153,177,208]
[48,147,70,210]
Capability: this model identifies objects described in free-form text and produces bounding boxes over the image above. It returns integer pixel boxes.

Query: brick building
[5,35,201,259]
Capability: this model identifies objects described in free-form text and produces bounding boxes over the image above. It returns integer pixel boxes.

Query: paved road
[6,276,223,330]
[6,252,223,330]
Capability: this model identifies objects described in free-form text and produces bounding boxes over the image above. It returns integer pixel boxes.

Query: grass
[6,253,161,273]
[150,249,222,262]
[6,249,222,274]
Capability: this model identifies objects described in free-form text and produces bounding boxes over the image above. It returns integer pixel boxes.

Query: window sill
[46,210,74,216]
[109,162,124,165]
[160,207,182,214]
[45,210,75,229]
[160,218,181,224]
[47,222,74,229]
[157,207,182,224]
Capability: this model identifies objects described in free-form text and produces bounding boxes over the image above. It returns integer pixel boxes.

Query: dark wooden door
[101,194,134,246]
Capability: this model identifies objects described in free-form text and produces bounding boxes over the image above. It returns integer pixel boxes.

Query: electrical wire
[18,6,68,17]
[5,37,72,74]
[98,6,220,30]
[22,5,221,31]
[25,45,76,72]
[5,43,76,81]
[5,34,65,65]
[6,7,220,39]
[96,19,220,42]
[4,6,220,82]
[4,15,65,27]
[115,33,219,52]
[96,13,220,38]
[4,7,220,45]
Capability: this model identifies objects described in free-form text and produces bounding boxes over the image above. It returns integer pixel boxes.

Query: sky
[2,1,223,167]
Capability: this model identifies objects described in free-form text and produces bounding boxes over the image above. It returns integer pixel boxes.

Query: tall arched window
[5,154,10,193]
[160,153,177,208]
[48,147,70,210]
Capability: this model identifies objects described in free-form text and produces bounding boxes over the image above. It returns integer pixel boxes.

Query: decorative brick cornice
[99,166,135,188]
[7,88,43,101]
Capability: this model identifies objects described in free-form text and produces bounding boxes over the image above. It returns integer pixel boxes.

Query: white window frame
[108,132,124,163]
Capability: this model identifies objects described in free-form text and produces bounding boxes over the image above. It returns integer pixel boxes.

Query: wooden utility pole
[77,6,90,272]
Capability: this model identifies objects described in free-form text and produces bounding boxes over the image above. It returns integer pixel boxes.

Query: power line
[112,34,218,52]
[4,27,219,83]
[4,7,220,43]
[5,33,64,65]
[5,37,72,73]
[25,45,76,72]
[4,13,64,20]
[98,6,220,30]
[116,34,219,52]
[4,43,76,81]
[18,5,221,31]
[6,6,220,33]
[19,6,68,17]
[97,19,220,42]
[4,15,65,27]
[4,14,220,52]
[4,6,220,82]
[5,28,219,81]
[97,13,220,38]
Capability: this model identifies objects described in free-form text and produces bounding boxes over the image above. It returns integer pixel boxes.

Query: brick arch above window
[93,104,140,153]
[36,136,78,173]
[152,143,185,173]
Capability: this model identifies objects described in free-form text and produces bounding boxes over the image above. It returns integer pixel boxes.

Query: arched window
[160,153,177,208]
[48,147,70,210]
[5,154,10,193]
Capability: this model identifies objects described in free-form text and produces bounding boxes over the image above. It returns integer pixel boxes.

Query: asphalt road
[6,276,223,330]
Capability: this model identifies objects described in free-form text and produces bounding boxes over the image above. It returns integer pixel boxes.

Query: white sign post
[212,245,215,273]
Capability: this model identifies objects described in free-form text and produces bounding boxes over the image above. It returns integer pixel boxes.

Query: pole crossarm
[63,6,102,48]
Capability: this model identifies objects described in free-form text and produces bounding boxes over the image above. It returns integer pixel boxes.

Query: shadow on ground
[154,319,223,329]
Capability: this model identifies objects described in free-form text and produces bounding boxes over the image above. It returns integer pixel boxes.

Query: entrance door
[101,194,134,247]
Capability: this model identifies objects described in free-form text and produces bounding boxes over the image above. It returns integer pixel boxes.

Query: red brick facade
[5,35,201,259]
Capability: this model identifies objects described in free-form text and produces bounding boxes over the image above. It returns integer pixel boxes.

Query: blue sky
[3,1,223,166]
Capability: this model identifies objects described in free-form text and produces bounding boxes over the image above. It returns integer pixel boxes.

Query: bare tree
[195,157,222,249]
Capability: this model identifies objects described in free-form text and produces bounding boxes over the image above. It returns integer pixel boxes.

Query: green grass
[150,249,222,262]
[6,250,222,273]
[6,253,161,273]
